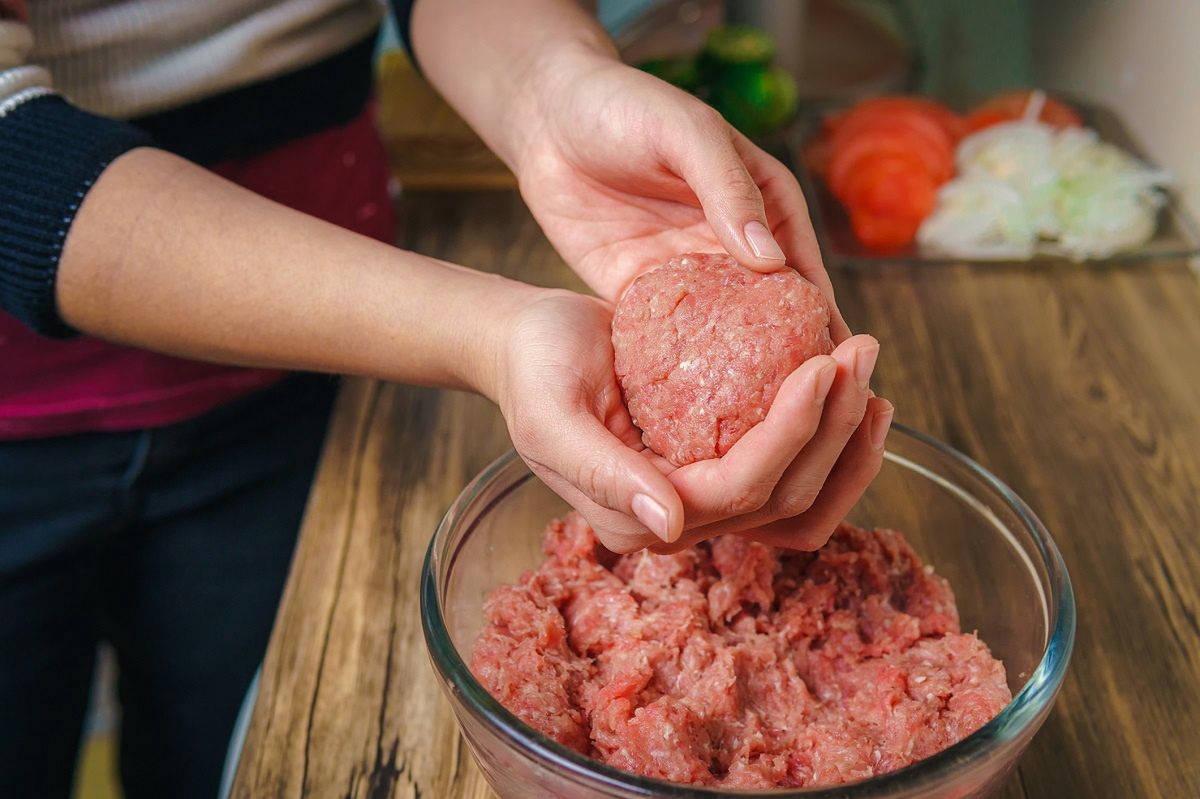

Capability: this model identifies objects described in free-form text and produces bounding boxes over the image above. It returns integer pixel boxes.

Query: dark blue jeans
[0,375,337,799]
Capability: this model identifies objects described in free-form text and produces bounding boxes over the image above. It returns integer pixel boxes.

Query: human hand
[511,48,851,341]
[490,290,892,554]
[410,1,887,551]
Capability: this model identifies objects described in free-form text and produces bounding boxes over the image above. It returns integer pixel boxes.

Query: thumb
[544,413,685,544]
[677,119,787,272]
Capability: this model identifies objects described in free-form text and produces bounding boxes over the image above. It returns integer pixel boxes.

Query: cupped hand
[493,290,892,555]
[512,50,851,341]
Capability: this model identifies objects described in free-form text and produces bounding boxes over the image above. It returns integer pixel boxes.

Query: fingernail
[870,403,894,450]
[813,360,837,404]
[744,221,785,261]
[632,493,671,542]
[854,342,880,389]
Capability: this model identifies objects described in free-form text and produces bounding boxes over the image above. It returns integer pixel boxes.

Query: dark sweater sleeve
[0,94,153,338]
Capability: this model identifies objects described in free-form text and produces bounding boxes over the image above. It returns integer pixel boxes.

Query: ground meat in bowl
[611,252,834,467]
[471,514,1011,790]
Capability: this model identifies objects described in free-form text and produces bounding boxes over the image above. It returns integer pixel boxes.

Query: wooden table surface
[230,190,1200,799]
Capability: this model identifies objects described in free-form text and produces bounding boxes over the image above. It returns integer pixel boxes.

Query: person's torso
[1,0,393,439]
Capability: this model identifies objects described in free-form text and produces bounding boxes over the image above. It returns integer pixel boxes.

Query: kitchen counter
[229,190,1200,798]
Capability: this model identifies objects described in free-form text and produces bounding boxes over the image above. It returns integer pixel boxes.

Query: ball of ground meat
[612,252,834,467]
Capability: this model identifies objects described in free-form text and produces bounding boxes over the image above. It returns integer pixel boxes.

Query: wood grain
[232,191,1200,799]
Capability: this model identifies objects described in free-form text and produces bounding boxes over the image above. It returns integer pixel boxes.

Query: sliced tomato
[811,95,965,252]
[812,96,962,179]
[841,155,937,220]
[831,105,955,164]
[966,90,1083,132]
[827,127,951,200]
[896,97,968,142]
[839,155,937,252]
[835,96,967,143]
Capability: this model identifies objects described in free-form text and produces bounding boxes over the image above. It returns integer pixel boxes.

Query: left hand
[491,289,891,554]
[510,48,850,341]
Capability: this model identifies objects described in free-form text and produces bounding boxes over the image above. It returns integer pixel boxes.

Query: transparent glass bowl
[421,425,1075,798]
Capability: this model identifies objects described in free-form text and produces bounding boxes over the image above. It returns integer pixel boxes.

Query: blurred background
[374,0,1196,223]
[613,0,1198,221]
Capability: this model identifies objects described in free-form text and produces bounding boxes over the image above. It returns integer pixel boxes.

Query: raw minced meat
[611,252,834,467]
[471,513,1011,790]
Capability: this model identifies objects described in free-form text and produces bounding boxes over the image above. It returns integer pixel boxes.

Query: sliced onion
[918,117,1170,260]
[917,176,1036,260]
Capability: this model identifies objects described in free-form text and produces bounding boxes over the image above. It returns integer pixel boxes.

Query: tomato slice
[842,156,937,220]
[836,96,967,143]
[839,155,937,252]
[811,95,963,181]
[966,90,1083,132]
[831,106,955,164]
[827,126,952,199]
[809,95,971,252]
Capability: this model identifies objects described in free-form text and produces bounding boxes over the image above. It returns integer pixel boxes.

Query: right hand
[488,289,893,554]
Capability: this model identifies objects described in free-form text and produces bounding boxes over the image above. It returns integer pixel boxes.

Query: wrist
[501,38,621,175]
[452,270,543,402]
[413,0,620,176]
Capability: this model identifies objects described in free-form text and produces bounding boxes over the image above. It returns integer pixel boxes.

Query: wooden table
[230,190,1200,799]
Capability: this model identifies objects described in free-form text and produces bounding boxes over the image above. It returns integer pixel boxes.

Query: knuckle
[768,518,837,552]
[833,403,868,437]
[864,453,885,482]
[509,418,545,457]
[771,483,820,518]
[572,453,620,509]
[767,158,805,196]
[687,103,726,134]
[725,173,763,209]
[797,523,838,551]
[726,481,772,516]
[707,157,761,205]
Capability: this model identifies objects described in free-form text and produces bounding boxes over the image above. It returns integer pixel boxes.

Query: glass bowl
[421,425,1075,798]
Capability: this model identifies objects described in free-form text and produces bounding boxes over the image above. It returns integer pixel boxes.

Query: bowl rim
[420,423,1076,796]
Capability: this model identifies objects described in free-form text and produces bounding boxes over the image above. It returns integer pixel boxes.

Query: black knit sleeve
[0,94,153,337]
[389,0,419,69]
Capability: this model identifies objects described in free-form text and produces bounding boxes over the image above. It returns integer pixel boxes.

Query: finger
[673,110,787,272]
[668,355,838,526]
[734,134,823,272]
[670,334,877,539]
[530,411,685,544]
[530,465,662,555]
[747,396,893,550]
[646,530,713,556]
[760,335,878,521]
[648,396,893,554]
[734,134,852,341]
